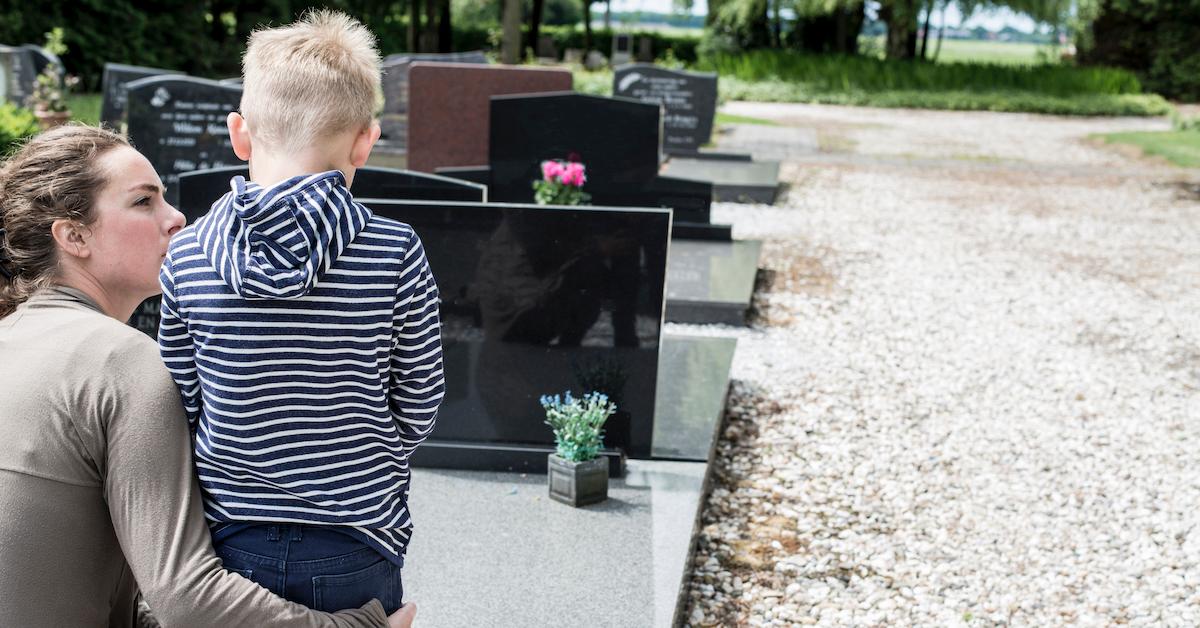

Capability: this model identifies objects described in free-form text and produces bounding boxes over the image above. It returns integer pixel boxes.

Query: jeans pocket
[312,557,402,613]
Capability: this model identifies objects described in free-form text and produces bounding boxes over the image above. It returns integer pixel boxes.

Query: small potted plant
[532,158,591,206]
[25,28,74,130]
[541,391,615,507]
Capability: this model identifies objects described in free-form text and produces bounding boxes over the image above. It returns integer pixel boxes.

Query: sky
[604,0,1043,33]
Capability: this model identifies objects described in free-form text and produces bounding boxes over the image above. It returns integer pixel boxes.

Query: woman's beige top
[0,287,388,627]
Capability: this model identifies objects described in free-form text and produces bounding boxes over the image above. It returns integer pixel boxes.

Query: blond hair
[240,10,381,153]
[0,125,129,318]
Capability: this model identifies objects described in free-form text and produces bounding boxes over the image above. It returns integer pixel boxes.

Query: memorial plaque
[124,76,240,206]
[99,63,184,129]
[611,33,632,66]
[0,45,37,106]
[380,50,488,144]
[614,64,718,154]
[176,165,487,221]
[368,199,671,461]
[407,63,572,173]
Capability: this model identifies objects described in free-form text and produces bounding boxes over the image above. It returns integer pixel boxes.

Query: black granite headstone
[0,45,38,106]
[485,92,723,238]
[99,63,184,129]
[124,76,240,207]
[367,199,671,463]
[612,33,632,66]
[175,165,487,222]
[613,64,718,155]
[20,45,58,77]
[380,51,488,143]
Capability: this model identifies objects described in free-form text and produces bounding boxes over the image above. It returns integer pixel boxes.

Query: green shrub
[0,104,38,158]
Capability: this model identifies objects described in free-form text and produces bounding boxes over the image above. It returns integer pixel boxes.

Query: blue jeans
[213,524,404,613]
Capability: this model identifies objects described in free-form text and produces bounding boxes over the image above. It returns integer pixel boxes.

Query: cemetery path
[678,103,1200,627]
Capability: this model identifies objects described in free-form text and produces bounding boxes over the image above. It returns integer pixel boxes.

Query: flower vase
[35,108,71,130]
[547,454,608,507]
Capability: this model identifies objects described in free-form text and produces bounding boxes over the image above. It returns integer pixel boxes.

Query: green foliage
[0,104,38,158]
[718,78,1172,116]
[1172,112,1200,133]
[66,93,102,126]
[1077,0,1200,101]
[1097,131,1200,167]
[540,391,616,462]
[695,50,1145,97]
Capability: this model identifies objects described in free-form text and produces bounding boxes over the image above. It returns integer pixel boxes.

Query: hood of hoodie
[193,170,372,300]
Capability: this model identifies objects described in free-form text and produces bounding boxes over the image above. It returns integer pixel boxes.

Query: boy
[158,11,444,613]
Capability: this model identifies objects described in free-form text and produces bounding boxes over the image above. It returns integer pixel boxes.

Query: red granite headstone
[406,63,573,173]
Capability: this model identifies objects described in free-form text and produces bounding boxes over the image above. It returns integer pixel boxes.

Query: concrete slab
[666,239,762,326]
[403,459,709,627]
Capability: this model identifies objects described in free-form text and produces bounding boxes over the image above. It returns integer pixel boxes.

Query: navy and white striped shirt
[158,170,445,564]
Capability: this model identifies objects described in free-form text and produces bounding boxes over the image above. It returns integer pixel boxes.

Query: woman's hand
[388,602,417,628]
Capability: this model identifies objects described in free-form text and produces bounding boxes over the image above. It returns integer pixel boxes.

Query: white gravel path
[678,103,1200,627]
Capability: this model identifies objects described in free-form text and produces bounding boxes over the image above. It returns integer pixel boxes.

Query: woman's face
[84,146,185,302]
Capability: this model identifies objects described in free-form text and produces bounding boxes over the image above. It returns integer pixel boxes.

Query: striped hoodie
[157,170,445,564]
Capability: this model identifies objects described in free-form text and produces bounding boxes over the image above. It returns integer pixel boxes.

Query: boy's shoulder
[357,209,422,248]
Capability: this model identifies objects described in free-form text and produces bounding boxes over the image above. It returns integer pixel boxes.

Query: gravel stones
[677,103,1200,627]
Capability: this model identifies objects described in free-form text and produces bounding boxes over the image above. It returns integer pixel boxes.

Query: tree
[1077,0,1200,101]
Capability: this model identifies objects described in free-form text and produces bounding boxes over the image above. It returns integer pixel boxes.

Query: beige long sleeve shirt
[0,287,388,627]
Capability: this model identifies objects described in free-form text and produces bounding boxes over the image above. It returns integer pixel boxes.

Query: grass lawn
[714,112,777,126]
[1096,131,1200,167]
[67,93,102,126]
[860,36,1062,66]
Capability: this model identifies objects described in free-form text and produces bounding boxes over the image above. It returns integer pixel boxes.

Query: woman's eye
[134,196,151,206]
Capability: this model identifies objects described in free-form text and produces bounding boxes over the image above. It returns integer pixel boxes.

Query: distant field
[860,36,1061,66]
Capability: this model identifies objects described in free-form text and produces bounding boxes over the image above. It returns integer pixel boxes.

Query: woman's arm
[103,337,389,627]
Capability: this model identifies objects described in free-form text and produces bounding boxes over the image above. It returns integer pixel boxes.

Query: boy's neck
[248,149,348,189]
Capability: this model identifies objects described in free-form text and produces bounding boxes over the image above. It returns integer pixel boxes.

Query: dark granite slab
[662,156,782,204]
[665,239,763,326]
[0,45,37,106]
[651,334,736,460]
[407,63,571,173]
[99,63,183,129]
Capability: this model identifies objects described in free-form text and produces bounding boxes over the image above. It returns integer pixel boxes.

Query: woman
[0,125,415,627]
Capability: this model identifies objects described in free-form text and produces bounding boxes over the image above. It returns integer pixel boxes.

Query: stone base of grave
[403,458,711,627]
[666,239,763,327]
[410,333,735,468]
[662,156,782,205]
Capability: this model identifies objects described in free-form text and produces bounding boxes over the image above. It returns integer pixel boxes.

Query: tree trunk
[530,0,546,60]
[422,0,438,52]
[583,0,593,51]
[408,0,420,52]
[919,0,933,59]
[881,0,919,60]
[771,0,782,47]
[604,0,611,30]
[501,0,521,63]
[438,0,452,52]
[932,1,947,61]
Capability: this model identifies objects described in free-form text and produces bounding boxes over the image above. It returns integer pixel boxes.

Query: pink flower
[541,160,564,182]
[560,162,586,187]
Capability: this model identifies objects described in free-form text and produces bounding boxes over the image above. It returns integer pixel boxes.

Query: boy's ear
[349,121,381,169]
[227,112,252,161]
[50,219,91,260]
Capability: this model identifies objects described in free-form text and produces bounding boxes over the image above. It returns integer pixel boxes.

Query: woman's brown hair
[0,124,129,318]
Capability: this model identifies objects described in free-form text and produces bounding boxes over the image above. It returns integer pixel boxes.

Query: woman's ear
[50,219,91,260]
[228,112,252,161]
[349,121,381,168]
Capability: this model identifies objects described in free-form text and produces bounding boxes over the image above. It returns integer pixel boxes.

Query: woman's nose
[165,203,186,235]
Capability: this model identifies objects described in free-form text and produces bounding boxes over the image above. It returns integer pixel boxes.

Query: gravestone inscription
[99,63,183,129]
[124,76,240,207]
[0,45,37,106]
[613,64,717,154]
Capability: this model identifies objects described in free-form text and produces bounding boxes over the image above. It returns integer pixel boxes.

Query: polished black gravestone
[175,165,487,219]
[360,199,671,472]
[380,51,488,144]
[124,76,240,207]
[611,33,632,66]
[99,63,184,129]
[485,92,727,241]
[613,64,717,155]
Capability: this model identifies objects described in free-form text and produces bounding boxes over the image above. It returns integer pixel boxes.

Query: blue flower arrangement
[540,391,616,462]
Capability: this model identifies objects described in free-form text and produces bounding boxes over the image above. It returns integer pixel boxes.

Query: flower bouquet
[532,159,592,206]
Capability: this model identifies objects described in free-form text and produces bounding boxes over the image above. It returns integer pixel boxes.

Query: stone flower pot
[34,108,71,130]
[548,453,608,507]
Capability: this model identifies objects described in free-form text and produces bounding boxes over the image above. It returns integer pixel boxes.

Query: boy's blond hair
[240,10,381,153]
